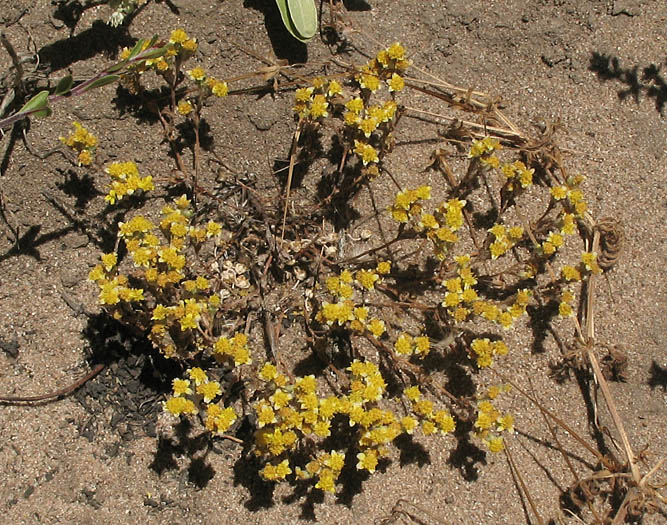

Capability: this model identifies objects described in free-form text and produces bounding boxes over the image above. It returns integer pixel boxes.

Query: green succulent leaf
[54,75,74,96]
[287,0,317,40]
[19,90,49,115]
[275,0,317,43]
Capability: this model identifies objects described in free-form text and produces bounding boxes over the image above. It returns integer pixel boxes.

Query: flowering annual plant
[63,27,627,505]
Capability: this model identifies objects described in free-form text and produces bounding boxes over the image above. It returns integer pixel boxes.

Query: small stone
[63,233,89,249]
[60,267,82,288]
[611,0,642,16]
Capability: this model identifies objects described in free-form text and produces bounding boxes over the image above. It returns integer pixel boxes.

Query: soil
[0,1,665,524]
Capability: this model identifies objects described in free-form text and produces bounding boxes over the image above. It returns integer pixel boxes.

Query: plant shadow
[589,52,666,115]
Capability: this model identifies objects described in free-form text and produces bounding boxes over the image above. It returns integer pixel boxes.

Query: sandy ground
[0,1,665,523]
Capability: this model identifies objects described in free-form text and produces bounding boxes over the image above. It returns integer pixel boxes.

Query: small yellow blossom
[187,67,206,82]
[387,73,404,92]
[197,381,221,403]
[172,378,192,396]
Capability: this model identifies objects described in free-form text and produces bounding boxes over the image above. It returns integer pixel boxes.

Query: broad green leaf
[19,90,49,114]
[31,107,53,119]
[287,0,317,40]
[275,0,313,43]
[83,74,120,92]
[54,75,73,96]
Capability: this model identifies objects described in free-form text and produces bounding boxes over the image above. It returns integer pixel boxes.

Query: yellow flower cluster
[104,161,154,204]
[214,332,252,366]
[164,367,238,435]
[440,256,529,330]
[558,250,601,288]
[293,44,408,171]
[88,252,145,307]
[468,136,502,168]
[253,359,429,492]
[389,186,469,260]
[488,223,524,259]
[402,385,456,436]
[394,332,431,357]
[90,194,229,359]
[60,121,97,166]
[473,386,514,452]
[317,263,390,338]
[356,42,411,93]
[168,28,198,52]
[295,450,346,492]
[558,288,576,318]
[500,159,534,189]
[470,338,509,368]
[550,174,588,217]
[293,77,340,120]
[581,251,602,274]
[388,185,431,223]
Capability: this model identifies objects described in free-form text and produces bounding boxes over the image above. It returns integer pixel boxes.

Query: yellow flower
[259,362,278,382]
[490,240,507,259]
[315,469,335,492]
[345,97,364,113]
[581,251,601,273]
[433,410,456,433]
[559,302,574,318]
[551,185,568,200]
[212,81,228,97]
[327,80,342,97]
[422,420,437,435]
[394,333,413,355]
[176,100,193,116]
[77,150,93,166]
[367,318,385,337]
[356,450,378,472]
[164,396,197,416]
[387,72,404,92]
[353,140,379,165]
[101,252,117,271]
[187,367,208,385]
[387,42,406,60]
[197,381,221,403]
[414,336,430,355]
[486,436,505,453]
[182,39,198,52]
[172,378,192,396]
[187,67,206,82]
[562,265,581,281]
[359,73,380,92]
[356,269,379,290]
[169,28,188,44]
[309,94,329,119]
[358,116,378,137]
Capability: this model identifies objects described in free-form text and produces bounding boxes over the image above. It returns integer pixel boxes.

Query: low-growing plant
[4,15,663,522]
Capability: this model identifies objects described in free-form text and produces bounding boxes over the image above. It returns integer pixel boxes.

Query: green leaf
[275,0,316,43]
[146,34,159,48]
[19,90,49,114]
[83,74,120,92]
[106,58,129,74]
[287,0,317,41]
[31,107,53,119]
[127,38,146,60]
[54,75,74,96]
[136,44,170,61]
